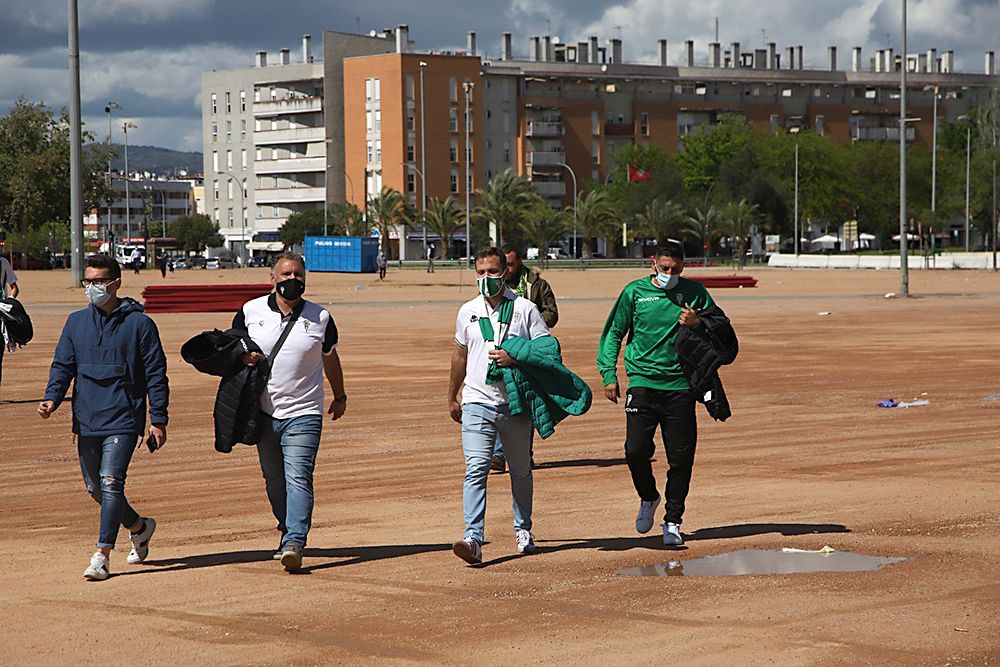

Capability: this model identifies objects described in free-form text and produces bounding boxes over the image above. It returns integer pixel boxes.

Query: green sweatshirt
[597,275,715,391]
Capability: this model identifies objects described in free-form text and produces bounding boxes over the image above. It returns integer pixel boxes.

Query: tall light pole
[419,61,428,256]
[557,161,578,257]
[122,121,138,251]
[105,102,121,253]
[930,85,939,225]
[790,127,800,257]
[463,81,474,265]
[218,169,245,266]
[959,114,972,251]
[68,0,84,284]
[899,0,909,297]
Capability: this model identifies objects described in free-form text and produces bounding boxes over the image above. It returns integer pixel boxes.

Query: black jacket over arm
[675,304,738,422]
[181,328,268,452]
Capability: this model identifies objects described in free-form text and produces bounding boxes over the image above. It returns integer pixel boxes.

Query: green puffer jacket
[486,335,592,439]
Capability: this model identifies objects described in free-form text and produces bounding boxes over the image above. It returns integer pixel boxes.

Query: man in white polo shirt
[448,246,550,565]
[235,252,346,572]
[0,254,19,389]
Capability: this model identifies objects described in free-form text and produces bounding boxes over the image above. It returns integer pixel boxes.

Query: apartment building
[101,177,195,244]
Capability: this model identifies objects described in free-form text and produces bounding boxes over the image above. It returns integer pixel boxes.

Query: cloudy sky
[1,0,996,152]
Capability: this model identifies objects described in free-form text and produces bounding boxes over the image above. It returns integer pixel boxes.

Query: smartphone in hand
[145,433,158,452]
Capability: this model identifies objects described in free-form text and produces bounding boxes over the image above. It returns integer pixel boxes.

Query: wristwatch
[333,394,348,405]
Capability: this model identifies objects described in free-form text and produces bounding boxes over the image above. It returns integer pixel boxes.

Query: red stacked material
[142,284,272,313]
[686,275,758,289]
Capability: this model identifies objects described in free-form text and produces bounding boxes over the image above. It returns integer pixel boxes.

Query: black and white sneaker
[127,517,156,564]
[452,536,482,564]
[83,552,110,581]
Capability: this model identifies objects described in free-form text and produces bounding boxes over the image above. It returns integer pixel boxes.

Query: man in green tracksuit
[597,242,714,546]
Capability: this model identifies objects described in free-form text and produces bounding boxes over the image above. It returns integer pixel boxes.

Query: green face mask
[477,275,504,298]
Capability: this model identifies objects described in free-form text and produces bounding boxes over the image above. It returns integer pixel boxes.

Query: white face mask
[655,272,679,290]
[85,283,113,306]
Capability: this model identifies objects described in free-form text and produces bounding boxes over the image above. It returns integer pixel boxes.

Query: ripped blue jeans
[77,434,141,549]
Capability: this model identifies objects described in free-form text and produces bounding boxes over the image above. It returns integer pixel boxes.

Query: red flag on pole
[627,165,652,183]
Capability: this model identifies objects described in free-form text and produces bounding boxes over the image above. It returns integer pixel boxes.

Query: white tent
[810,234,840,246]
[891,233,920,241]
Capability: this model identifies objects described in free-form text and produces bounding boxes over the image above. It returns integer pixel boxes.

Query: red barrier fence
[142,284,271,313]
[686,275,758,289]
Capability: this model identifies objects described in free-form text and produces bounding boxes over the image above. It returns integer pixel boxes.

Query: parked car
[206,257,237,269]
[1,252,53,270]
[173,256,206,270]
[247,255,270,268]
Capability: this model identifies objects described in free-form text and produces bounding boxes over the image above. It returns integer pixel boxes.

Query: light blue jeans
[257,413,323,549]
[461,403,533,543]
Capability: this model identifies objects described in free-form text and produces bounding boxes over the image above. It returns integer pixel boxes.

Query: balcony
[526,151,565,167]
[254,156,326,175]
[854,127,916,142]
[254,126,325,145]
[526,121,564,137]
[532,181,566,197]
[253,96,323,117]
[254,186,325,204]
[604,122,635,136]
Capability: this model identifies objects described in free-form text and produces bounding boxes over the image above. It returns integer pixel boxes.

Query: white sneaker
[126,517,156,565]
[515,529,536,554]
[452,536,482,564]
[635,496,661,534]
[84,552,110,581]
[662,522,684,546]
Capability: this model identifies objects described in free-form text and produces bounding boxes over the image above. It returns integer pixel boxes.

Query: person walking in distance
[426,243,435,273]
[490,242,559,473]
[38,255,168,580]
[377,251,387,281]
[235,253,347,572]
[596,243,715,546]
[0,253,20,389]
[129,246,142,275]
[159,252,168,278]
[448,247,551,564]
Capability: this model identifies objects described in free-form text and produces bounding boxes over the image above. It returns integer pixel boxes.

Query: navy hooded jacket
[44,297,169,437]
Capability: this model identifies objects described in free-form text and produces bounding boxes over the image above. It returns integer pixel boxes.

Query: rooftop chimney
[731,42,740,68]
[501,32,512,60]
[941,50,954,73]
[468,31,476,55]
[395,24,409,53]
[530,36,541,62]
[256,50,267,68]
[754,49,767,69]
[578,41,589,63]
[987,51,996,75]
[279,48,290,65]
[302,34,312,63]
[685,40,695,67]
[796,45,804,69]
[589,35,599,63]
[710,42,721,68]
[658,39,668,67]
[828,46,837,71]
[543,35,552,62]
[926,48,938,73]
[610,38,622,64]
[767,42,777,69]
[785,46,795,70]
[885,48,894,72]
[852,46,862,72]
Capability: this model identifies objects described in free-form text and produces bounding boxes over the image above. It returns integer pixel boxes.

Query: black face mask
[276,278,305,301]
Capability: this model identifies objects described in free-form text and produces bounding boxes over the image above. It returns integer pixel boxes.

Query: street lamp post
[557,162,578,257]
[463,81,474,266]
[931,86,939,225]
[958,114,972,251]
[419,61,428,257]
[403,162,427,252]
[105,102,121,253]
[218,169,245,267]
[790,127,800,257]
[899,0,909,297]
[122,121,138,251]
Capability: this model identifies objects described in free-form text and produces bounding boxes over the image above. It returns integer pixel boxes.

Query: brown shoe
[490,455,506,473]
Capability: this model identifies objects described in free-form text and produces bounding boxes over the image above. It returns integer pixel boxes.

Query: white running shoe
[515,529,536,554]
[452,536,482,564]
[126,517,156,565]
[662,522,684,546]
[635,496,661,534]
[84,552,110,581]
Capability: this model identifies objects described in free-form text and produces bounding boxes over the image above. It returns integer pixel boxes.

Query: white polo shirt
[455,288,550,407]
[0,257,17,298]
[235,294,338,420]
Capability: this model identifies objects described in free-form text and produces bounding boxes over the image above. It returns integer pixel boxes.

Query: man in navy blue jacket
[38,255,169,581]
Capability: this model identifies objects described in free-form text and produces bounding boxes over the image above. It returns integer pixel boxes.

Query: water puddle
[618,549,906,577]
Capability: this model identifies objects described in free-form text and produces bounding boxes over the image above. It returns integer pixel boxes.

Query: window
[225,92,231,113]
[255,148,262,161]
[640,112,649,136]
[213,207,219,224]
[272,176,278,188]
[225,120,232,142]
[227,208,233,227]
[406,75,414,100]
[367,140,374,164]
[375,139,381,163]
[366,78,374,102]
[211,121,218,143]
[257,205,263,219]
[406,111,415,131]
[256,175,263,189]
[503,111,510,133]
[255,119,262,132]
[240,91,246,112]
[374,78,381,102]
[407,172,415,193]
[770,114,779,134]
[240,119,246,141]
[242,178,247,197]
[211,93,217,114]
[241,149,247,169]
[273,205,280,218]
[227,180,234,199]
[449,77,457,102]
[449,108,458,132]
[374,108,381,132]
[270,119,277,131]
[503,141,510,163]
[591,110,600,135]
[592,140,600,164]
[450,170,458,193]
[270,86,277,101]
[815,115,825,136]
[254,88,261,102]
[213,179,219,199]
[212,151,218,171]
[407,143,415,161]
[366,109,373,133]
[466,144,473,163]
[449,139,458,162]
[226,150,233,169]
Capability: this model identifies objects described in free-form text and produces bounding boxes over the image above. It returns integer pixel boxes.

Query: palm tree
[366,187,411,259]
[423,196,465,257]
[474,169,537,246]
[720,199,761,269]
[518,201,570,268]
[634,198,698,246]
[329,202,367,237]
[687,205,722,266]
[569,189,617,258]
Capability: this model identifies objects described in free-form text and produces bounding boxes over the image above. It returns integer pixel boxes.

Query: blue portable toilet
[304,236,379,273]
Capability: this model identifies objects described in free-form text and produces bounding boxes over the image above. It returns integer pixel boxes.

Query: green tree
[634,198,697,246]
[518,200,570,267]
[170,214,223,252]
[423,196,464,256]
[569,189,617,258]
[687,206,722,260]
[675,114,753,191]
[279,208,326,248]
[366,187,411,259]
[329,202,368,237]
[604,143,684,224]
[474,169,538,246]
[719,199,762,269]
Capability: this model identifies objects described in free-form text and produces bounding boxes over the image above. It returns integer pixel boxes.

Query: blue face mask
[655,272,679,290]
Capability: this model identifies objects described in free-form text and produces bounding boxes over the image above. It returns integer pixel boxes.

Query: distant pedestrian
[168,257,175,274]
[377,251,387,281]
[159,253,168,278]
[426,244,435,273]
[38,254,168,580]
[0,254,20,388]
[129,247,142,275]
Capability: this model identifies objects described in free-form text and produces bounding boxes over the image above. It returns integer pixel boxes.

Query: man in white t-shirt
[0,255,20,388]
[235,253,347,572]
[448,246,550,564]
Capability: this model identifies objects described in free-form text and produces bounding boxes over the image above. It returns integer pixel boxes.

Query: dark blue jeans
[77,434,141,549]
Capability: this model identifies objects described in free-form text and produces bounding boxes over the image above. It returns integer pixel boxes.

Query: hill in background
[93,143,203,177]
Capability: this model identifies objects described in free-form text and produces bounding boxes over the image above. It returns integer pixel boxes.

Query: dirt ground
[2,264,999,666]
